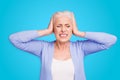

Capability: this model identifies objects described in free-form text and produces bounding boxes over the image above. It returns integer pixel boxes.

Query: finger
[72,12,77,28]
[48,16,54,29]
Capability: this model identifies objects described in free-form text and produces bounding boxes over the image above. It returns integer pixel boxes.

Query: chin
[57,39,70,43]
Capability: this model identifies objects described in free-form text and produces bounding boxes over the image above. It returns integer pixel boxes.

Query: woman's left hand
[71,12,79,36]
[71,12,85,37]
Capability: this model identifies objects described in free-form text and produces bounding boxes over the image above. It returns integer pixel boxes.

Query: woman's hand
[71,12,79,36]
[47,16,54,34]
[71,13,85,37]
[37,17,54,36]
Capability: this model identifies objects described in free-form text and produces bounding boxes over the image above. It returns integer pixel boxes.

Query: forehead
[54,16,72,24]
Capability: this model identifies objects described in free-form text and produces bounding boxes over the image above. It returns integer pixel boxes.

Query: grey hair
[53,11,73,22]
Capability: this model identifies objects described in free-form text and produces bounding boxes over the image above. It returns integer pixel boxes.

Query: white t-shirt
[51,58,75,80]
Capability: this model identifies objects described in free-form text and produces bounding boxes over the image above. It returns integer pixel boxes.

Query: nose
[61,26,66,32]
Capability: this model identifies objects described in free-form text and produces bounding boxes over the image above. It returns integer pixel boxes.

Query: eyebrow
[65,24,70,26]
[57,24,70,26]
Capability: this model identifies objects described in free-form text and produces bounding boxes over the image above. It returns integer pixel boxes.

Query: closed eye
[67,26,70,28]
[56,26,61,28]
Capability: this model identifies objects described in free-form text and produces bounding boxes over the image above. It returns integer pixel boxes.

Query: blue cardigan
[9,30,117,80]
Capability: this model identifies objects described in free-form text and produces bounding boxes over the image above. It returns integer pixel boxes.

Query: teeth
[60,34,67,37]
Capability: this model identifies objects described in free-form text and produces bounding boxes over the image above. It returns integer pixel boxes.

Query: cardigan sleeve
[9,30,46,57]
[79,32,117,56]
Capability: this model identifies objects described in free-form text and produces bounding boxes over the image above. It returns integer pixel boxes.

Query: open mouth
[59,34,68,37]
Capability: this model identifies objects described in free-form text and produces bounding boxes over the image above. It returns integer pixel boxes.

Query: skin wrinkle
[53,11,73,60]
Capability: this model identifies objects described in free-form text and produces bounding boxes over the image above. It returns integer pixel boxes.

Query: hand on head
[38,11,85,37]
[47,16,54,34]
[71,12,79,36]
[47,11,79,36]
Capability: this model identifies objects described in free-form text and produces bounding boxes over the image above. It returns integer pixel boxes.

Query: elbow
[105,35,117,48]
[9,34,16,43]
[9,34,13,42]
[109,35,117,45]
[111,35,117,44]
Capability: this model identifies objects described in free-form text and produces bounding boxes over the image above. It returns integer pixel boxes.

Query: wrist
[76,31,86,37]
[37,29,50,36]
[46,28,53,34]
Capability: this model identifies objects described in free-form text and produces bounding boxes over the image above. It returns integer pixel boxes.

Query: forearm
[81,32,117,56]
[9,30,39,42]
[84,32,117,46]
[76,31,117,45]
[37,29,51,37]
[9,30,46,57]
[74,31,86,37]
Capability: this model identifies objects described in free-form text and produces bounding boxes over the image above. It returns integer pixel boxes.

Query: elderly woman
[9,11,117,80]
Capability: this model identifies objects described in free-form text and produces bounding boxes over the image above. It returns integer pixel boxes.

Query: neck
[55,40,70,50]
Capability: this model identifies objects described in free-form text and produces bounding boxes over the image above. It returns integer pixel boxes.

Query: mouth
[59,34,68,38]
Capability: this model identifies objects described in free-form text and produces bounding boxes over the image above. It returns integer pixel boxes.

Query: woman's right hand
[47,16,54,34]
[37,17,54,36]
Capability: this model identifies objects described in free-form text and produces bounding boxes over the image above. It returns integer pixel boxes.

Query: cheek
[54,27,60,34]
[68,28,73,36]
[67,27,72,32]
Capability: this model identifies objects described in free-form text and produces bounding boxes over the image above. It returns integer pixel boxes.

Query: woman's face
[53,16,73,43]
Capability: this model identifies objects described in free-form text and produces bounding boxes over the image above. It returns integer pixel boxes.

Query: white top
[51,58,75,80]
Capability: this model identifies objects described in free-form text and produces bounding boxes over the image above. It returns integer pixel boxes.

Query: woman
[9,11,117,80]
